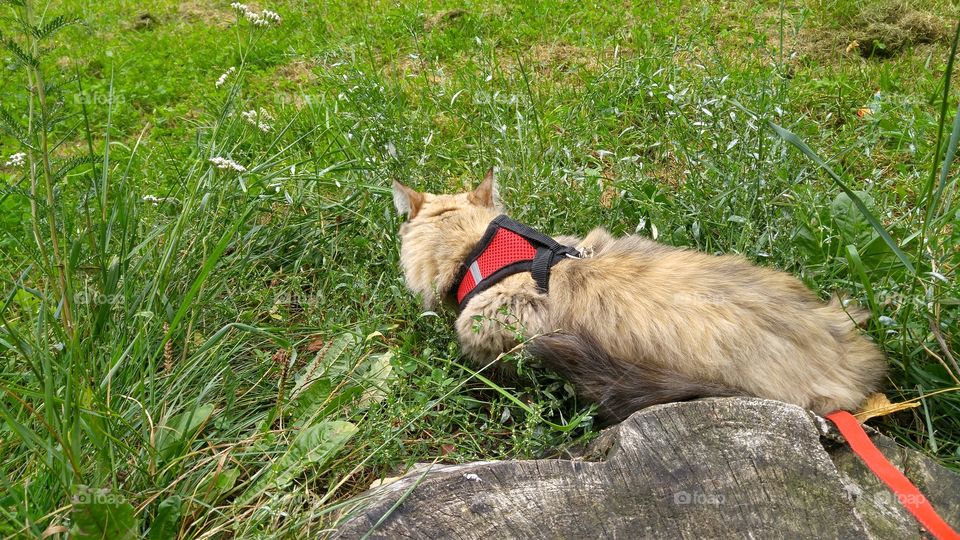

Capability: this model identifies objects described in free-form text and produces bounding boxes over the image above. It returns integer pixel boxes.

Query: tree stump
[336,398,960,539]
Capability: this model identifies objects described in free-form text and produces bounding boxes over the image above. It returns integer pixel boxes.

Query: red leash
[826,410,960,540]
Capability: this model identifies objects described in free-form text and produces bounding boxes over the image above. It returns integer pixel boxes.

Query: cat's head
[392,170,501,307]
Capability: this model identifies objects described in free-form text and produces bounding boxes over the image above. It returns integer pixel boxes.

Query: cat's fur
[393,172,887,422]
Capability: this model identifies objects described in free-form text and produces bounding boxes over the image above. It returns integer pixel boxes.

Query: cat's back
[556,229,805,303]
[546,228,885,414]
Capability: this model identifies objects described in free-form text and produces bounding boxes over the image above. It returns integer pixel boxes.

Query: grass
[0,0,959,537]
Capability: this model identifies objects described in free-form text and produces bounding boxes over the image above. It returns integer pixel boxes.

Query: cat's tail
[528,333,742,424]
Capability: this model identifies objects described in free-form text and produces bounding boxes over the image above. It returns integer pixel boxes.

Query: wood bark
[336,398,960,539]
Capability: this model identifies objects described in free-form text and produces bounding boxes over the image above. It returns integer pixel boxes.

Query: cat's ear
[393,180,425,219]
[468,168,499,208]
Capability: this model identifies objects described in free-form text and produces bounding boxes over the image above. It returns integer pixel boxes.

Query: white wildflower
[261,9,281,23]
[209,156,246,172]
[245,11,266,25]
[237,6,281,27]
[4,152,26,168]
[216,66,236,88]
[241,108,273,132]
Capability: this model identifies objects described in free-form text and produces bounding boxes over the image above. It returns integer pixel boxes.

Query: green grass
[1,0,959,537]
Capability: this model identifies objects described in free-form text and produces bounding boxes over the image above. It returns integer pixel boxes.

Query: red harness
[451,215,581,309]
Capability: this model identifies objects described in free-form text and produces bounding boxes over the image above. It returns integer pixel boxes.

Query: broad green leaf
[287,377,333,423]
[70,486,139,540]
[291,332,357,395]
[286,333,364,422]
[292,385,363,428]
[196,467,240,504]
[358,351,396,408]
[148,495,182,540]
[272,421,357,488]
[317,332,358,379]
[831,191,873,244]
[156,403,214,462]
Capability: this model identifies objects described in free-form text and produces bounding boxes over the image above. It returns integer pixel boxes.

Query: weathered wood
[336,398,960,539]
[825,425,960,539]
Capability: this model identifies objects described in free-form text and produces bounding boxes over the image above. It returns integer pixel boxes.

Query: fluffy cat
[393,171,886,422]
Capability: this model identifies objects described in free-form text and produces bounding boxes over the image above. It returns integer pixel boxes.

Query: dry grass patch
[385,54,446,85]
[274,60,318,86]
[424,8,468,31]
[176,1,234,29]
[800,2,951,60]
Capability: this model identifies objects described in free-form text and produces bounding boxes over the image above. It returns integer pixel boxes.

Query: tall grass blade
[922,20,960,233]
[768,121,916,275]
[153,205,254,360]
[927,102,960,229]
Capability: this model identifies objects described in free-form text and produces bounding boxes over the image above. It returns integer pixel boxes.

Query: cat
[392,170,887,423]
